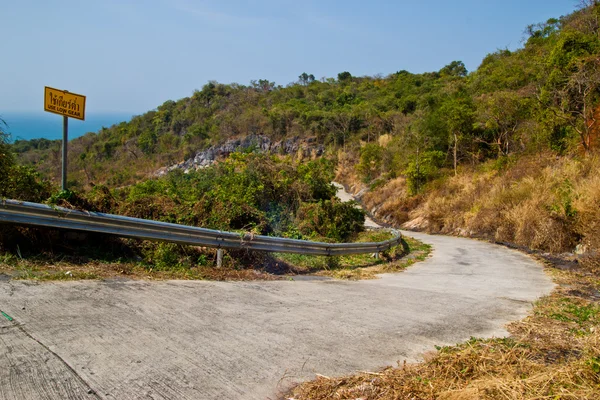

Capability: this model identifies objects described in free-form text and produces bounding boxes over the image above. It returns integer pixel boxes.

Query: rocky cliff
[155,134,325,176]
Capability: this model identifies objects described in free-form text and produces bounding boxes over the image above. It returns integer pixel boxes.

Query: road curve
[0,231,554,400]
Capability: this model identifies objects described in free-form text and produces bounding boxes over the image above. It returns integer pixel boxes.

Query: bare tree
[563,56,600,151]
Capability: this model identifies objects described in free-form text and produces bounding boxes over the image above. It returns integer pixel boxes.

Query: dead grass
[0,253,281,281]
[0,232,429,282]
[285,263,600,400]
[366,154,600,259]
[363,177,422,226]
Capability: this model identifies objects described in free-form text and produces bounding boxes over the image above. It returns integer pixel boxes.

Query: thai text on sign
[44,86,86,120]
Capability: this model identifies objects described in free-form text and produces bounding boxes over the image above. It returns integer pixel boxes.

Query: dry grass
[363,177,422,226]
[366,154,600,259]
[285,263,600,400]
[0,251,281,282]
[335,148,367,197]
[0,233,429,282]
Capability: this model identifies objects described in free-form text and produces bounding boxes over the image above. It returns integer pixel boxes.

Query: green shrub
[118,153,341,237]
[0,132,51,202]
[148,243,182,270]
[405,150,445,195]
[356,143,383,182]
[295,200,365,242]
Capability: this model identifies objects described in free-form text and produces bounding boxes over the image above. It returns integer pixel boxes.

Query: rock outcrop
[155,135,325,176]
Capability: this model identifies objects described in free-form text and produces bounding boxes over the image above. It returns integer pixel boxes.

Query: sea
[1,112,136,142]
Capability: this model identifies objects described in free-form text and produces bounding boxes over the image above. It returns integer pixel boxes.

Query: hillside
[10,3,600,263]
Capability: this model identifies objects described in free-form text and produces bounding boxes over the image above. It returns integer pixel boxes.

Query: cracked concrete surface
[0,230,554,399]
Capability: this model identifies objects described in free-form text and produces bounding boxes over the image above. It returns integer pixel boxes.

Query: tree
[404,150,444,195]
[0,117,50,201]
[193,81,217,107]
[439,94,475,174]
[325,109,363,151]
[469,49,541,94]
[525,18,560,45]
[396,110,442,193]
[251,79,275,92]
[298,72,315,86]
[337,71,352,82]
[356,143,383,182]
[573,0,600,37]
[544,33,600,152]
[439,61,468,77]
[563,56,600,151]
[138,129,158,154]
[475,91,531,156]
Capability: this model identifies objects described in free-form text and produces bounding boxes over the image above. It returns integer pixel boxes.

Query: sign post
[43,86,86,191]
[62,115,68,191]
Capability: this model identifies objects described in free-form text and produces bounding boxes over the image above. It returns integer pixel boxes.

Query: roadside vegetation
[1,145,408,279]
[275,235,430,280]
[363,154,600,258]
[0,123,51,202]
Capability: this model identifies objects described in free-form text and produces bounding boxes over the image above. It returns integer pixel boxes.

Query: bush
[295,200,365,242]
[1,150,367,271]
[1,165,51,202]
[297,159,337,201]
[146,242,183,270]
[405,150,445,195]
[356,143,383,182]
[0,132,51,202]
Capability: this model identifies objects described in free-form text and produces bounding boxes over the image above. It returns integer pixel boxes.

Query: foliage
[356,143,384,182]
[439,60,468,77]
[337,71,352,82]
[0,122,15,189]
[0,122,51,202]
[295,200,365,242]
[113,154,348,239]
[404,150,445,195]
[11,138,59,153]
[0,151,364,272]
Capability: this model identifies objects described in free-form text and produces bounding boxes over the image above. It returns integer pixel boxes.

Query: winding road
[0,233,554,399]
[0,187,555,399]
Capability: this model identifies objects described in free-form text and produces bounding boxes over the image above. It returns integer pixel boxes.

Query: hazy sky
[1,0,578,114]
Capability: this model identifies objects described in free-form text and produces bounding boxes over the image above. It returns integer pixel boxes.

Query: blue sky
[1,0,577,114]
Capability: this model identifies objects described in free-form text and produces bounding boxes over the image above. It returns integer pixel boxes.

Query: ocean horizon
[1,111,136,142]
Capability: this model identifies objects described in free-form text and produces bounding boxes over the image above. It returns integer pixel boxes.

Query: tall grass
[365,154,600,257]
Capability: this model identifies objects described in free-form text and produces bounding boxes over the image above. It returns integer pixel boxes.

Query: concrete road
[333,182,380,228]
[0,231,554,400]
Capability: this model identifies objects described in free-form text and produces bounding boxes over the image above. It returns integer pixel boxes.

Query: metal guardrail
[0,199,401,257]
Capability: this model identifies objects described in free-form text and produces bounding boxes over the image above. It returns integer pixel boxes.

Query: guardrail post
[217,248,223,268]
[375,252,380,260]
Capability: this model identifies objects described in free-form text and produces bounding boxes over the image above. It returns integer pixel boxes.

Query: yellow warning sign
[44,86,86,120]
